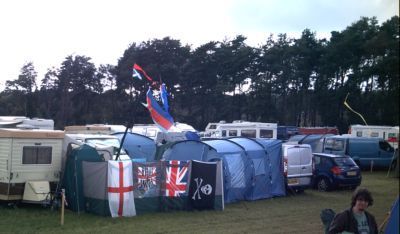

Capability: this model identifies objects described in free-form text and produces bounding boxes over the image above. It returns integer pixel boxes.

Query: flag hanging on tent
[188,160,217,210]
[165,160,188,197]
[143,87,174,132]
[133,63,153,82]
[107,161,136,217]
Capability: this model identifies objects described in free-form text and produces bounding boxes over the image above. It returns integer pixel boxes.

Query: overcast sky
[0,0,398,89]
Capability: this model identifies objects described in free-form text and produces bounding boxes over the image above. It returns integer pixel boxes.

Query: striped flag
[133,63,153,81]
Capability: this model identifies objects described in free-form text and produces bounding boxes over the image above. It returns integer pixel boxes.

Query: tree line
[0,16,398,133]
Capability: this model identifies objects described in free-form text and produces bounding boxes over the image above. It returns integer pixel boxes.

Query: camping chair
[320,209,335,234]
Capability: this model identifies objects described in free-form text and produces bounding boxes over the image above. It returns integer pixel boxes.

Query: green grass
[1,171,398,234]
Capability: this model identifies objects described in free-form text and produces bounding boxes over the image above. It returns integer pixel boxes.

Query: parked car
[312,153,361,191]
[282,143,314,192]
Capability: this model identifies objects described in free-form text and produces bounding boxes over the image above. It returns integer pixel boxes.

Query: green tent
[62,144,103,213]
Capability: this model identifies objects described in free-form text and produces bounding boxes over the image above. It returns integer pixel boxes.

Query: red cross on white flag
[108,160,136,217]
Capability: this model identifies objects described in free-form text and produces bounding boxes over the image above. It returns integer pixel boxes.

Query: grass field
[0,171,398,234]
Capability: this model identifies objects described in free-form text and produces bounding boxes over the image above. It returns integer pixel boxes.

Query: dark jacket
[328,208,378,234]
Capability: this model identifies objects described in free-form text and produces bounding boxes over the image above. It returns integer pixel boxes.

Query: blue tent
[228,137,276,200]
[203,139,253,203]
[384,197,399,234]
[255,139,286,197]
[161,140,219,161]
[113,132,156,162]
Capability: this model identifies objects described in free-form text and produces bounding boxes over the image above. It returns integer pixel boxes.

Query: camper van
[321,135,395,169]
[0,128,65,203]
[349,125,399,150]
[204,121,277,139]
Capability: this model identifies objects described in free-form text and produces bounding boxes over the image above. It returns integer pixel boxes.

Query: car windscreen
[333,157,357,167]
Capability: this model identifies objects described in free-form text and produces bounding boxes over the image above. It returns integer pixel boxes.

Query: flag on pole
[142,88,174,132]
[160,83,169,112]
[132,67,143,80]
[133,63,153,82]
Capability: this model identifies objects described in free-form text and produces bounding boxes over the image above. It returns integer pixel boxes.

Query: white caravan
[64,124,126,135]
[349,125,399,149]
[0,116,54,130]
[0,128,65,203]
[204,121,277,139]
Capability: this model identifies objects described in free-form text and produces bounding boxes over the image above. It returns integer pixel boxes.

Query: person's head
[351,188,373,211]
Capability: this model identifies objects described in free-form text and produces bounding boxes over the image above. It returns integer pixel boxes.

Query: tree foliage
[0,16,398,132]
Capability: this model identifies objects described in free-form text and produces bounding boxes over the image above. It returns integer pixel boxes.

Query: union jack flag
[165,160,188,197]
[137,166,157,191]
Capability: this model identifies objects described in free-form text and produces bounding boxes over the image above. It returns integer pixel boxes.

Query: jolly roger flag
[188,160,217,210]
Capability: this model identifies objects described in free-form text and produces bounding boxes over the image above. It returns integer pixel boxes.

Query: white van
[282,143,314,191]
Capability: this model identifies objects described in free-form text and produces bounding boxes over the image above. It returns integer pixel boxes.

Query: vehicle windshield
[324,138,345,151]
[334,157,357,167]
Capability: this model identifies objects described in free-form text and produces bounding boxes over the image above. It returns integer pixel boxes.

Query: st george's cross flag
[107,160,136,217]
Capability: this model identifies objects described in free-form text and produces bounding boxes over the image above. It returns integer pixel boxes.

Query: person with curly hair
[329,188,378,234]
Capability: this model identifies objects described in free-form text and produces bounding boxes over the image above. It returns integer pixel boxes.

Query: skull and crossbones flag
[188,160,217,210]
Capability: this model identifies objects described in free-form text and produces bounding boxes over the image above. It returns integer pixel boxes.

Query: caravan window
[22,146,52,164]
[221,130,227,137]
[370,132,379,137]
[260,129,273,138]
[356,131,362,137]
[229,130,238,137]
[209,124,217,129]
[241,129,256,138]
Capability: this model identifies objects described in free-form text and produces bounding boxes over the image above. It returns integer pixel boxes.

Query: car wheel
[317,178,330,192]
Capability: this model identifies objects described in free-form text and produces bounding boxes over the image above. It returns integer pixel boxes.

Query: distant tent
[254,139,286,197]
[229,137,283,200]
[203,139,253,203]
[154,141,174,161]
[113,132,157,162]
[62,144,104,213]
[161,140,219,161]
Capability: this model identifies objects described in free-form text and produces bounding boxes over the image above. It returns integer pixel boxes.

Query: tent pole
[115,121,134,161]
